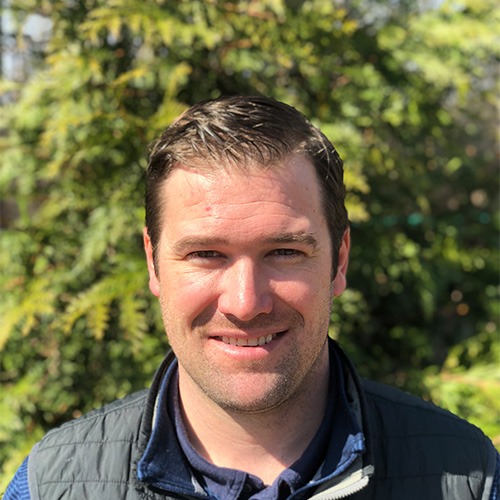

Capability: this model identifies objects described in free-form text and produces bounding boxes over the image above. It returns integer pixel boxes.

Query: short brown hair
[145,95,348,276]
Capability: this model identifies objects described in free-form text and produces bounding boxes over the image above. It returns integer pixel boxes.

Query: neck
[177,351,330,485]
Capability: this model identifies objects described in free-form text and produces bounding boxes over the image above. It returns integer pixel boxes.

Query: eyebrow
[172,237,229,254]
[263,232,319,249]
[172,232,318,253]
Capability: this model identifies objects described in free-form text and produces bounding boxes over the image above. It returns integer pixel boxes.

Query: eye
[187,250,223,260]
[269,248,305,258]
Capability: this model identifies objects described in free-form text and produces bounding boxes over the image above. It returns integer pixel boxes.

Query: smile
[219,333,277,347]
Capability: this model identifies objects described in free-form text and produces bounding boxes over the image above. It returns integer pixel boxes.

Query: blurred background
[1,0,498,487]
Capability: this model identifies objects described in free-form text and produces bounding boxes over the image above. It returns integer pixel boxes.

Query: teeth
[261,334,274,346]
[221,333,277,347]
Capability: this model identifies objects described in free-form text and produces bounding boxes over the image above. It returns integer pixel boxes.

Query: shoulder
[27,389,152,499]
[362,378,489,441]
[3,393,150,500]
[361,378,497,498]
[38,389,149,447]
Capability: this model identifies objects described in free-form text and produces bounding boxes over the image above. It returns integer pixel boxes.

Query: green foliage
[423,329,500,448]
[1,0,499,487]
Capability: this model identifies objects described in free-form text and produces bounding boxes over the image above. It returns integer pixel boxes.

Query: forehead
[163,155,321,205]
[157,156,327,236]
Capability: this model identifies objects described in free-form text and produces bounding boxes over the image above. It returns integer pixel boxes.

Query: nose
[218,258,273,321]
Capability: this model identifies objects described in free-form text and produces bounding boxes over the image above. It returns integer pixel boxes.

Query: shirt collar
[171,364,336,499]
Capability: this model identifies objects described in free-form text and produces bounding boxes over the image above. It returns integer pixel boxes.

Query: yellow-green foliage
[423,330,500,450]
[1,0,498,489]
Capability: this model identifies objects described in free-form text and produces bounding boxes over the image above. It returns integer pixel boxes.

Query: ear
[332,228,350,297]
[143,227,160,297]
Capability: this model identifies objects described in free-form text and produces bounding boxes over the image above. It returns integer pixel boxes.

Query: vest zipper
[309,466,373,500]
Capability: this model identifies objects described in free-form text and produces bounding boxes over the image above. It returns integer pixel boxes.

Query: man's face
[144,156,349,413]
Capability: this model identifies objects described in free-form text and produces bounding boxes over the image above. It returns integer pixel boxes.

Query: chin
[209,380,297,415]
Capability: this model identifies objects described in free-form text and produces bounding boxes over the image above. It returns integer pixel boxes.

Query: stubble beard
[203,334,330,416]
[161,294,333,416]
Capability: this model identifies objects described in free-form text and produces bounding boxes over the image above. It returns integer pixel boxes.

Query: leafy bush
[1,0,498,487]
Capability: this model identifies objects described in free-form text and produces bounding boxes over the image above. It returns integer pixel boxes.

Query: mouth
[215,332,280,347]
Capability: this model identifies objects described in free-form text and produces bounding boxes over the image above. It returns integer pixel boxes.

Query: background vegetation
[1,0,498,488]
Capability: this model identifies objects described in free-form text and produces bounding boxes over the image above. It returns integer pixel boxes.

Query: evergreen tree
[1,0,498,485]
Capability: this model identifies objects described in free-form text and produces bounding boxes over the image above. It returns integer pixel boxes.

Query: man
[5,95,499,499]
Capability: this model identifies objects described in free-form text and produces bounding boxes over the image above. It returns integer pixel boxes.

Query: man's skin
[143,155,350,485]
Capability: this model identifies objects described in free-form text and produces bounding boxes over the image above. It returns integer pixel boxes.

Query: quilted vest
[26,350,497,499]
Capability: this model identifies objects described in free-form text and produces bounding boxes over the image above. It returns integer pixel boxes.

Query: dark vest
[26,352,497,499]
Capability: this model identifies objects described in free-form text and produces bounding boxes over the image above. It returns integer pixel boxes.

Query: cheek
[160,270,219,322]
[275,273,332,313]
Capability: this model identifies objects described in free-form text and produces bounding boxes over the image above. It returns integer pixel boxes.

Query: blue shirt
[171,369,336,499]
